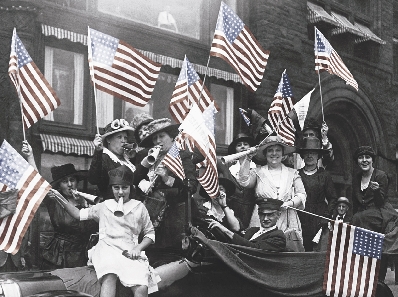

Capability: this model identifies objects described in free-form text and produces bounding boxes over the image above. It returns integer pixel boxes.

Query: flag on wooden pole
[0,140,51,254]
[210,1,269,92]
[88,28,161,107]
[315,27,358,91]
[8,28,61,129]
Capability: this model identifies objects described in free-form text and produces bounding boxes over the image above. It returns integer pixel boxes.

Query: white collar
[103,148,136,173]
[104,199,141,216]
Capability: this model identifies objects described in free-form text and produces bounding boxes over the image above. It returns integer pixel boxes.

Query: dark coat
[231,227,286,252]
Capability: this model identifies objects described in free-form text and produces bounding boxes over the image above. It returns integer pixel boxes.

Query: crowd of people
[14,111,398,296]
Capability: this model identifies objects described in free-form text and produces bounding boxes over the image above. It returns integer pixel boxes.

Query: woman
[88,118,136,199]
[238,135,306,240]
[218,133,256,229]
[58,165,160,297]
[22,142,98,269]
[137,118,198,248]
[130,113,154,143]
[297,137,337,251]
[351,146,397,233]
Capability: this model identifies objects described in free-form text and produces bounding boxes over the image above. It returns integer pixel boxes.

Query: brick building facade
[0,0,397,265]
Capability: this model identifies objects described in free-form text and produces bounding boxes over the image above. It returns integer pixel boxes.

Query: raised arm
[21,141,37,171]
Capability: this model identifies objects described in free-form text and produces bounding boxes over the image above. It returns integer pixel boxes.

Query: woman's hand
[155,164,169,183]
[206,219,226,232]
[369,181,380,191]
[93,134,103,151]
[129,247,142,260]
[21,141,33,157]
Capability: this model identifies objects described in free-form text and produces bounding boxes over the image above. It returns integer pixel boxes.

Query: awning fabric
[40,134,95,156]
[330,12,385,44]
[307,2,339,26]
[41,24,242,83]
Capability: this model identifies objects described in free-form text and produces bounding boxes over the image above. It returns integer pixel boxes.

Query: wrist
[221,205,228,210]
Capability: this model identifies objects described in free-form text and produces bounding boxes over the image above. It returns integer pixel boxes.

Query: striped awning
[330,12,385,44]
[307,2,339,26]
[41,24,242,83]
[40,134,95,156]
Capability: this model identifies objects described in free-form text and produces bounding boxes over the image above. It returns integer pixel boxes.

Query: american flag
[315,27,358,91]
[0,140,51,254]
[323,221,384,297]
[179,104,219,198]
[161,141,185,181]
[88,28,161,107]
[8,28,61,129]
[239,108,251,126]
[169,56,218,124]
[268,70,296,146]
[210,2,269,92]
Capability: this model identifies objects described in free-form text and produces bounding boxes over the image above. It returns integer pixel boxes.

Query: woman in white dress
[237,135,306,239]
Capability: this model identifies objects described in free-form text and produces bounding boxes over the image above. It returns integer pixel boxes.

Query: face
[152,131,174,153]
[337,203,349,216]
[137,124,150,141]
[265,145,283,165]
[235,141,251,153]
[107,131,128,156]
[303,128,317,138]
[112,184,131,203]
[357,154,373,172]
[302,150,319,166]
[258,210,281,229]
[58,176,77,197]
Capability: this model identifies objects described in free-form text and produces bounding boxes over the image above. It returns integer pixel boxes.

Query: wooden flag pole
[88,27,100,135]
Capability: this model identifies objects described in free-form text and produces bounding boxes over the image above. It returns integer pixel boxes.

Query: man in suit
[334,197,352,223]
[207,198,286,252]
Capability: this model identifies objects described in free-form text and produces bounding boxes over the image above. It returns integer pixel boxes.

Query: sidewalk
[384,268,397,295]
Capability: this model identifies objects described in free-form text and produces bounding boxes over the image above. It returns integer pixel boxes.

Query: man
[207,198,286,252]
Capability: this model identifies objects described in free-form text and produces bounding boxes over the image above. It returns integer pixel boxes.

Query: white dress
[80,199,160,293]
[238,164,307,237]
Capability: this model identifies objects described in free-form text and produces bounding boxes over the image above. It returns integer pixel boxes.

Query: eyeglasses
[111,119,130,130]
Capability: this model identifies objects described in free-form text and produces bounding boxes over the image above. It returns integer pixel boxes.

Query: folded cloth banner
[192,228,325,296]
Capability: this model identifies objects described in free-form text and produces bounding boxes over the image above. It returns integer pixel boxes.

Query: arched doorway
[305,76,386,198]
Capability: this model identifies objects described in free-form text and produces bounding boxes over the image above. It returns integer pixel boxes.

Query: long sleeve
[88,149,107,193]
[291,171,306,210]
[231,229,286,252]
[324,172,338,216]
[237,158,257,188]
[140,204,155,243]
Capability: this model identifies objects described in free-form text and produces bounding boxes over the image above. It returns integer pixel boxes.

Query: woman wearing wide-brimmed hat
[297,137,337,251]
[88,119,137,199]
[217,133,257,229]
[237,135,306,247]
[136,118,198,248]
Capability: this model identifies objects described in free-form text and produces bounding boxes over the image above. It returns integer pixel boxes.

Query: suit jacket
[231,227,286,252]
[333,214,352,223]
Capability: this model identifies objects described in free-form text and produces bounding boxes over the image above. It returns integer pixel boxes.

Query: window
[44,47,85,125]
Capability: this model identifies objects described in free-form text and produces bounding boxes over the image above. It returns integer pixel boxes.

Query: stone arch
[305,75,385,197]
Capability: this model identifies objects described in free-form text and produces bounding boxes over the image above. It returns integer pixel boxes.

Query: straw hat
[139,118,180,148]
[101,119,134,141]
[253,135,296,165]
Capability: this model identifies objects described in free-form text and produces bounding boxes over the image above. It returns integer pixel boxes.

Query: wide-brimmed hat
[199,177,236,199]
[130,113,154,141]
[101,119,134,141]
[253,135,296,165]
[139,118,180,148]
[298,137,329,156]
[227,133,255,155]
[108,165,134,186]
[336,197,351,208]
[256,198,283,213]
[50,164,87,186]
[353,146,376,161]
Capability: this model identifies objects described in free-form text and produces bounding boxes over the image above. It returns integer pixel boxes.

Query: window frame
[39,37,95,137]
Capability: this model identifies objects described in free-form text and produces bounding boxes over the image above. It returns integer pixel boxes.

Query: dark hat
[257,198,283,213]
[102,119,134,141]
[130,113,154,141]
[353,146,376,161]
[336,197,351,208]
[139,118,180,148]
[253,135,296,165]
[199,177,236,199]
[108,165,134,186]
[303,117,321,138]
[298,137,329,155]
[246,109,274,143]
[227,133,255,155]
[50,164,87,186]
